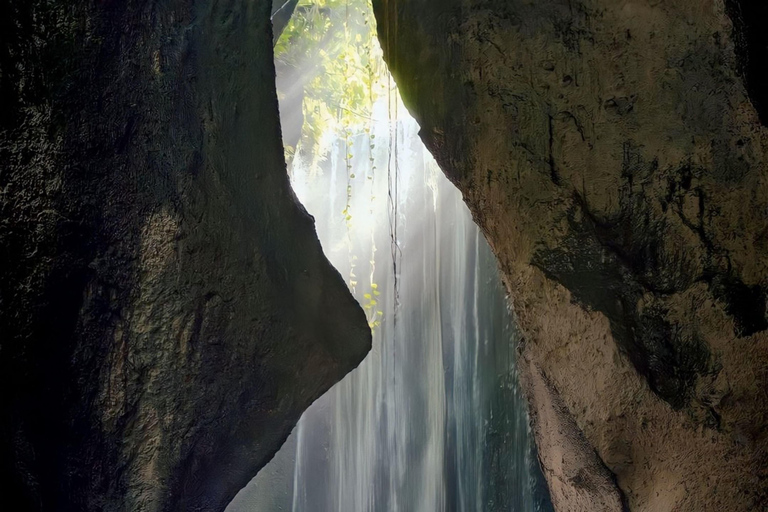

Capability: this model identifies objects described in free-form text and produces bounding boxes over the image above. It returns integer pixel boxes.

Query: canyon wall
[373,0,768,510]
[0,1,370,510]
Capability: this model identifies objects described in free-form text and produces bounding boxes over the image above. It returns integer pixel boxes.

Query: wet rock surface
[0,1,370,510]
[373,0,768,509]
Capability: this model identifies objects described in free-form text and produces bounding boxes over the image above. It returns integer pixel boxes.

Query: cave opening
[226,1,551,511]
[3,0,768,509]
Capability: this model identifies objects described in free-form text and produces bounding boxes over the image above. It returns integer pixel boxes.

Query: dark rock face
[724,0,768,125]
[373,0,768,510]
[0,1,371,510]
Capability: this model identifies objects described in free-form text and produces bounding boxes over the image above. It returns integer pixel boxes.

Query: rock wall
[0,1,370,510]
[373,0,768,510]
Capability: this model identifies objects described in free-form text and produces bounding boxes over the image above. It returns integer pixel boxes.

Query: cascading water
[227,3,552,511]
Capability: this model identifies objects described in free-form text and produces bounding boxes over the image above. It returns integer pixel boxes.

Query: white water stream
[227,91,551,510]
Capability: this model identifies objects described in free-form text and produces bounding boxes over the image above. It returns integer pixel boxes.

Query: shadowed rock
[0,1,370,510]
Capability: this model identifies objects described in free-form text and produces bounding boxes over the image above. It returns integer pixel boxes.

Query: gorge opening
[227,1,552,510]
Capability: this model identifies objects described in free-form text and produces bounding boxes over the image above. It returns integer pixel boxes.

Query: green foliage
[275,0,386,165]
[363,282,382,329]
[276,1,390,332]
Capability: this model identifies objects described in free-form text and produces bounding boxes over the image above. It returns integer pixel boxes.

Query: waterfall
[227,101,551,511]
[226,4,552,509]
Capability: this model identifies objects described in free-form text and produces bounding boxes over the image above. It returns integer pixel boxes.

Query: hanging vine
[275,0,392,332]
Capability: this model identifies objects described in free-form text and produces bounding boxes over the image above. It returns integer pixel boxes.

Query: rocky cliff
[373,0,768,510]
[0,1,370,510]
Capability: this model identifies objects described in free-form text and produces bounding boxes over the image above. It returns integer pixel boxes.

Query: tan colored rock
[374,0,768,509]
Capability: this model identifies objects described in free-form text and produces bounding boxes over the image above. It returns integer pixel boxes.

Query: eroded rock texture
[0,1,370,510]
[374,0,768,509]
